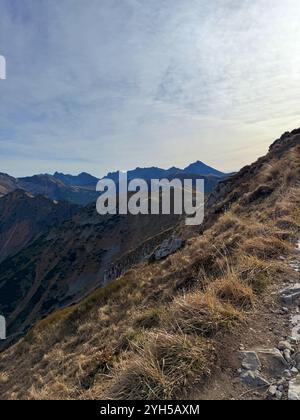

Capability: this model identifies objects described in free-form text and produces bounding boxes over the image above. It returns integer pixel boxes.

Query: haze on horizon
[0,0,299,178]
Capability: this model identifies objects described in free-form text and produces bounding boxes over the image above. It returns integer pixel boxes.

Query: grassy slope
[0,131,299,400]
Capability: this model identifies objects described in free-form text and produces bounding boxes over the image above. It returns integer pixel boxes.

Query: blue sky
[0,0,300,177]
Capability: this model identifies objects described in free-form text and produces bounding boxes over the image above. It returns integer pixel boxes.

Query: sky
[0,0,300,178]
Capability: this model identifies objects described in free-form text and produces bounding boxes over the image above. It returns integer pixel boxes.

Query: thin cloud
[0,0,299,177]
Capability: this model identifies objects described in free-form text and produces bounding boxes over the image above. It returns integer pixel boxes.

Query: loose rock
[278,341,293,352]
[240,371,269,388]
[239,351,261,372]
[256,348,289,377]
[277,384,284,392]
[283,369,292,378]
[283,349,292,363]
[280,284,300,306]
[268,385,277,396]
[288,375,300,400]
[282,307,289,314]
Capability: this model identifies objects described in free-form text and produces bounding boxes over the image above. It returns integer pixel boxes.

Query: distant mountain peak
[53,171,99,187]
[184,161,225,177]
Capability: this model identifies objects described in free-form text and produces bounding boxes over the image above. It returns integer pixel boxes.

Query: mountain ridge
[0,160,227,205]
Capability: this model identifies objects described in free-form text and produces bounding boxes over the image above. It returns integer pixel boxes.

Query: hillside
[0,129,299,400]
[0,173,99,206]
[18,175,99,206]
[0,173,19,197]
[0,203,180,346]
[0,190,78,262]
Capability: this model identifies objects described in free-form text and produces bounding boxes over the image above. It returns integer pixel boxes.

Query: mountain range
[0,161,227,206]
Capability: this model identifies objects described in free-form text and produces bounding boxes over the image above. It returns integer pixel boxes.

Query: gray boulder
[149,236,185,262]
[277,341,293,352]
[280,284,300,306]
[239,351,261,371]
[240,371,269,388]
[256,348,289,377]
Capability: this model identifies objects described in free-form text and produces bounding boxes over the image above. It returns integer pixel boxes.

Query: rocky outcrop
[149,236,185,262]
[240,370,269,388]
[103,228,177,284]
[269,128,300,153]
[280,284,300,306]
[239,351,261,371]
[256,348,288,377]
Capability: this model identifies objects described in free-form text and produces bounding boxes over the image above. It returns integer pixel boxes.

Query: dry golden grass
[211,274,255,310]
[241,236,293,260]
[166,288,244,337]
[237,255,284,293]
[103,331,213,400]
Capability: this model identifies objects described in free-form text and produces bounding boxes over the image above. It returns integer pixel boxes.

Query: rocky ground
[197,241,300,400]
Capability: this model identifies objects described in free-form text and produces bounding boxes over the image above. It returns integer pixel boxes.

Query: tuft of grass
[105,331,213,400]
[236,255,281,294]
[212,275,255,310]
[241,236,292,260]
[166,290,243,337]
[133,307,164,330]
[116,328,147,352]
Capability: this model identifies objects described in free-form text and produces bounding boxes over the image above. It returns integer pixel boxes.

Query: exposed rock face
[240,371,269,388]
[104,228,175,284]
[239,351,261,371]
[280,284,300,306]
[256,348,289,377]
[243,185,274,205]
[149,236,185,262]
[269,128,300,152]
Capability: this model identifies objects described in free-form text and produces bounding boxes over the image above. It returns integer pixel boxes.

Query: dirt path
[196,246,300,400]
